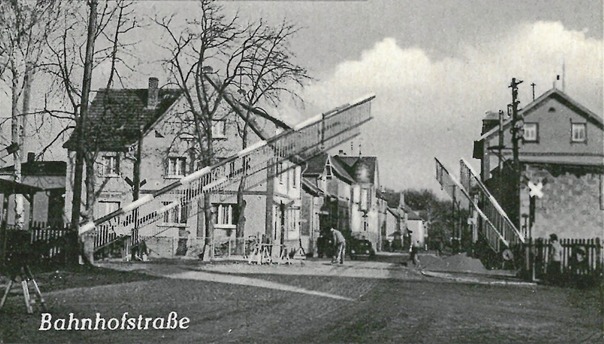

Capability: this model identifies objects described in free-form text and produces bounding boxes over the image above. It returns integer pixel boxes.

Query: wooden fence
[1,222,74,266]
[526,237,602,280]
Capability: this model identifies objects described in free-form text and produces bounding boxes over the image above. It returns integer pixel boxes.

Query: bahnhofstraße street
[0,254,601,344]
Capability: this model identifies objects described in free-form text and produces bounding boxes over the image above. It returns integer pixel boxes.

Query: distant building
[474,88,604,239]
[300,152,384,253]
[379,190,425,250]
[0,153,66,228]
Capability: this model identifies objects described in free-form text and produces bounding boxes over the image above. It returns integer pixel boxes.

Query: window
[360,188,369,211]
[571,123,587,143]
[99,201,120,216]
[167,157,186,177]
[162,201,187,224]
[325,165,333,179]
[523,123,538,142]
[214,204,237,227]
[278,163,284,184]
[288,209,298,232]
[292,167,298,189]
[101,155,119,176]
[212,120,226,138]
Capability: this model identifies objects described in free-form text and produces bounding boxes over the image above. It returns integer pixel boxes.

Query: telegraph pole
[509,77,523,229]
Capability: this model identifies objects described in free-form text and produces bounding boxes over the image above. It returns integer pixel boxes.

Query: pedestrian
[330,227,346,264]
[548,234,563,285]
[139,240,149,261]
[410,240,421,267]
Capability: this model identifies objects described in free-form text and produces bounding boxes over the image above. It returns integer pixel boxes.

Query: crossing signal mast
[509,77,523,229]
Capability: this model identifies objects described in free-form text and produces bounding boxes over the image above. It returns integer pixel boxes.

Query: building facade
[64,78,302,258]
[475,88,604,239]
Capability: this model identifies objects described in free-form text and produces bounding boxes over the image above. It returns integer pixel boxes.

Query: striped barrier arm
[435,158,508,252]
[459,158,524,246]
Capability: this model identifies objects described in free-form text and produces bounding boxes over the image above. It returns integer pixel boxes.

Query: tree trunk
[71,0,98,265]
[84,151,96,220]
[201,194,214,261]
[10,65,23,230]
[235,177,246,255]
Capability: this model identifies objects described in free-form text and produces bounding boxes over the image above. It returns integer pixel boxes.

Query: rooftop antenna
[531,82,536,101]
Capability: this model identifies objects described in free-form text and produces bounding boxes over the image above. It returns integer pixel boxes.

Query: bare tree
[230,20,309,254]
[0,0,61,229]
[42,0,140,224]
[157,0,253,260]
[157,0,309,259]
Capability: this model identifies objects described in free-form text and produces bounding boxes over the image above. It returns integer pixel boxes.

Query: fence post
[596,238,602,274]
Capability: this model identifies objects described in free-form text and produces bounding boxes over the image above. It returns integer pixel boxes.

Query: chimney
[399,192,405,208]
[338,149,345,156]
[147,77,159,109]
[27,152,35,162]
[481,111,499,135]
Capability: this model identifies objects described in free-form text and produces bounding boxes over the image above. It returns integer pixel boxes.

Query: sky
[2,0,603,195]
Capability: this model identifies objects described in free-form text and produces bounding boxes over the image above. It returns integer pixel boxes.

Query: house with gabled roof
[334,155,383,250]
[300,152,384,253]
[64,77,302,259]
[301,153,354,255]
[474,87,604,239]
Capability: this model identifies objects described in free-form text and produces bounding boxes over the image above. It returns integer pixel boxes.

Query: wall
[483,95,603,179]
[521,164,604,239]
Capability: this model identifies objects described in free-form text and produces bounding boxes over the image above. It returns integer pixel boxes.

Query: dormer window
[571,123,587,143]
[523,123,538,142]
[325,164,333,180]
[101,155,119,177]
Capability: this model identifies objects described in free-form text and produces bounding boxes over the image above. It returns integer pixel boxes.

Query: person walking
[410,240,421,267]
[548,234,563,285]
[330,227,346,264]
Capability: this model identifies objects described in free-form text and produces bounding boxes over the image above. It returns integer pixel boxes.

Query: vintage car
[348,238,376,260]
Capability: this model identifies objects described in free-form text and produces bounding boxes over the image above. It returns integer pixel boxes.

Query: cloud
[297,21,603,192]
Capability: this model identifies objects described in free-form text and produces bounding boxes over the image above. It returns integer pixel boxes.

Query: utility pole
[497,110,504,201]
[451,185,457,253]
[509,77,523,229]
[70,0,98,263]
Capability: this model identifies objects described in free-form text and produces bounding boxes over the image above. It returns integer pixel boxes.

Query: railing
[459,158,524,247]
[87,95,374,252]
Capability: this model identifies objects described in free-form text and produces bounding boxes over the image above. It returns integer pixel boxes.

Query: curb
[420,270,537,287]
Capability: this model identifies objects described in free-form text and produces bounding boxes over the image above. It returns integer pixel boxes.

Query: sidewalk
[96,253,537,287]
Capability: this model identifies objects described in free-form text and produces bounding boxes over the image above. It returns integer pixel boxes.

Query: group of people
[328,228,568,283]
[329,227,422,267]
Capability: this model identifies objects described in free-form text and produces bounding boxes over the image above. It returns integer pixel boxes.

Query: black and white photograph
[0,0,602,343]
